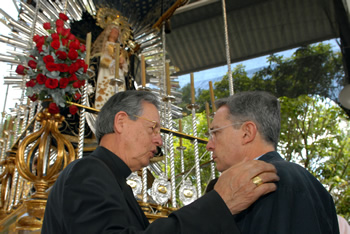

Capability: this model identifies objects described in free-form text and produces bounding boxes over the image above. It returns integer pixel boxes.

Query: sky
[0,1,341,114]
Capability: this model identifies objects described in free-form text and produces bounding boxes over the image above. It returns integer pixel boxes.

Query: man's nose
[206,139,214,151]
[153,133,163,146]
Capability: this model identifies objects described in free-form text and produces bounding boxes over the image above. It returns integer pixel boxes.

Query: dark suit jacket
[42,146,239,233]
[234,151,339,234]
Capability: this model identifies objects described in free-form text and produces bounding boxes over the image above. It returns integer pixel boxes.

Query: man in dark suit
[42,90,279,233]
[206,91,339,233]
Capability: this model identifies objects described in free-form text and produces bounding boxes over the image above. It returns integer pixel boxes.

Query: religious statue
[90,23,129,109]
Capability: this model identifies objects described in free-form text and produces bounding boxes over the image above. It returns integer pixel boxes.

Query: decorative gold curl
[15,108,76,230]
[0,156,15,218]
[16,109,75,199]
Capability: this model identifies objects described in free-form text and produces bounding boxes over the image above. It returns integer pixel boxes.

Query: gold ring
[252,176,263,187]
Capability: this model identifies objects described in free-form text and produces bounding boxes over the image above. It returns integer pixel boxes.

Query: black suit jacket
[42,146,239,233]
[234,151,339,234]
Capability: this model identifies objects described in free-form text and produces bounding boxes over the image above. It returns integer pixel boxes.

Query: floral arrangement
[15,13,88,115]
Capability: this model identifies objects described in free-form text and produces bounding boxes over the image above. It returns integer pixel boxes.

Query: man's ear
[114,111,128,133]
[241,121,257,145]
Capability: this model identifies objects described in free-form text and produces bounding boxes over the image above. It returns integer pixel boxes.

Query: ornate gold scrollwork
[15,109,76,230]
[0,155,15,219]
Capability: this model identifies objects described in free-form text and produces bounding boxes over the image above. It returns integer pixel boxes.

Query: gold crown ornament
[96,7,130,30]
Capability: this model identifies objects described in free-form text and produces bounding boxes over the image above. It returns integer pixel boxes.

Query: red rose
[26,79,36,87]
[61,38,68,46]
[35,36,46,45]
[29,55,36,60]
[79,44,86,53]
[28,60,37,69]
[46,62,58,72]
[59,13,69,21]
[57,63,69,72]
[50,40,60,50]
[43,55,54,64]
[51,33,59,40]
[56,26,64,35]
[59,77,69,88]
[36,73,47,84]
[69,39,80,50]
[33,35,40,43]
[72,81,81,88]
[69,105,78,115]
[62,28,70,38]
[45,78,58,89]
[68,49,78,60]
[28,94,38,102]
[77,59,84,66]
[68,73,77,82]
[56,50,67,60]
[48,102,60,114]
[74,92,81,100]
[43,22,51,30]
[56,19,64,28]
[67,34,75,41]
[36,43,43,52]
[73,80,85,88]
[68,63,79,74]
[15,65,27,75]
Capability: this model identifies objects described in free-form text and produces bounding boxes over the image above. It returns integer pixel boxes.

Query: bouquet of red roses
[15,13,88,115]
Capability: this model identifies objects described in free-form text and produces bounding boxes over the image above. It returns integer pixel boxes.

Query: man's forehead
[142,102,160,119]
[210,107,230,126]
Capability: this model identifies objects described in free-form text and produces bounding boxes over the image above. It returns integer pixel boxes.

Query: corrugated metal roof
[167,0,340,75]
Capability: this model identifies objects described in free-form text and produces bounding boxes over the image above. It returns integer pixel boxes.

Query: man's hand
[214,159,279,215]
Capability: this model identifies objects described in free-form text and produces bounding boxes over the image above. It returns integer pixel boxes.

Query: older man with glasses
[206,91,339,233]
[42,90,280,233]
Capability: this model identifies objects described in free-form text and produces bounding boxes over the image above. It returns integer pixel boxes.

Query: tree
[279,95,350,220]
[186,42,346,113]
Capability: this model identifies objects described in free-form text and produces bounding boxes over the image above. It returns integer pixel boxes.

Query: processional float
[0,0,233,231]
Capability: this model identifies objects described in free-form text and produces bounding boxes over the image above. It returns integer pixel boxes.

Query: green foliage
[279,95,350,220]
[253,43,344,100]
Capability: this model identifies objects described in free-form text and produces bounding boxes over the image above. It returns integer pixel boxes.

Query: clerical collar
[96,146,132,179]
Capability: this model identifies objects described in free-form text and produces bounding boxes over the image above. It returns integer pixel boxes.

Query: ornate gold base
[16,199,46,230]
[16,214,42,231]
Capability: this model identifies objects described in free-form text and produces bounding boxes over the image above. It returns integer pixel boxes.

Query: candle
[209,81,216,112]
[85,32,91,66]
[141,55,146,87]
[114,44,120,78]
[205,102,211,128]
[179,119,183,146]
[190,73,195,104]
[166,62,171,95]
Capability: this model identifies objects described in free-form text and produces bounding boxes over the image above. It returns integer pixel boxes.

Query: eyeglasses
[133,115,161,135]
[208,122,243,141]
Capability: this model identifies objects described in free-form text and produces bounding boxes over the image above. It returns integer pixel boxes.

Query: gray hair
[95,90,159,144]
[215,91,280,149]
